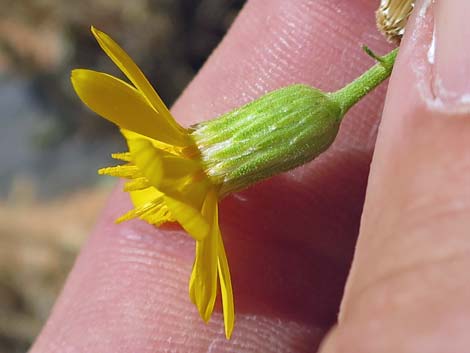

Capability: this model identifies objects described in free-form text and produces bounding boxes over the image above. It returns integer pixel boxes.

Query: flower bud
[376,0,415,43]
[191,84,342,196]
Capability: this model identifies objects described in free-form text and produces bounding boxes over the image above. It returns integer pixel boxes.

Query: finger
[320,1,470,352]
[32,1,391,352]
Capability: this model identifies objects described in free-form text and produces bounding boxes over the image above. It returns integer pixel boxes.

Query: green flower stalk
[71,26,397,339]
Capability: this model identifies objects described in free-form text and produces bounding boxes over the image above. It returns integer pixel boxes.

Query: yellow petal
[160,155,201,180]
[126,137,200,188]
[189,190,219,322]
[144,207,173,225]
[126,138,164,187]
[217,227,235,339]
[163,194,210,240]
[116,194,164,223]
[128,187,174,225]
[90,26,186,136]
[71,69,188,146]
[121,129,180,154]
[129,187,164,208]
[120,128,147,141]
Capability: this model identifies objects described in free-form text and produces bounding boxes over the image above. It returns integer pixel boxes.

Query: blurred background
[0,1,245,351]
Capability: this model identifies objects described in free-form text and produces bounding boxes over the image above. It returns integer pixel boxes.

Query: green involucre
[191,85,341,196]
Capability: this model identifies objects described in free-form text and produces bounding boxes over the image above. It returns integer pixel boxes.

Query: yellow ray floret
[90,26,186,137]
[71,27,234,338]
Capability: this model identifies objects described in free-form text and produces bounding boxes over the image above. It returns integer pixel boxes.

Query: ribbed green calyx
[191,85,341,196]
[191,47,398,197]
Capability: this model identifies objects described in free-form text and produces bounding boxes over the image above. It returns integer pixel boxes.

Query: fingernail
[434,0,470,103]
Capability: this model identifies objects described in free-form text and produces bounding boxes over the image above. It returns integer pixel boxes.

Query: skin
[31,0,470,352]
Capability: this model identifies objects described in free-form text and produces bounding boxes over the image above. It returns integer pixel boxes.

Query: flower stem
[329,47,398,117]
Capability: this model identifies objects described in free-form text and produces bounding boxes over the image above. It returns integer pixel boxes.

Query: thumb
[321,1,470,352]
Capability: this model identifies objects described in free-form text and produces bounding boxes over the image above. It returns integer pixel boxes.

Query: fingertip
[337,0,470,342]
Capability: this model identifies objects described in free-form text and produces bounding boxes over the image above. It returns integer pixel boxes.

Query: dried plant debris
[376,0,415,43]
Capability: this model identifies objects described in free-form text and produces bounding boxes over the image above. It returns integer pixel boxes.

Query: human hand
[31,1,469,352]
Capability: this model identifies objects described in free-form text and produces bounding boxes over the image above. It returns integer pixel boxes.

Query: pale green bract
[192,85,341,196]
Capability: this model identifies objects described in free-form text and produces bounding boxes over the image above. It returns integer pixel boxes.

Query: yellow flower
[71,27,234,338]
[71,26,398,340]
